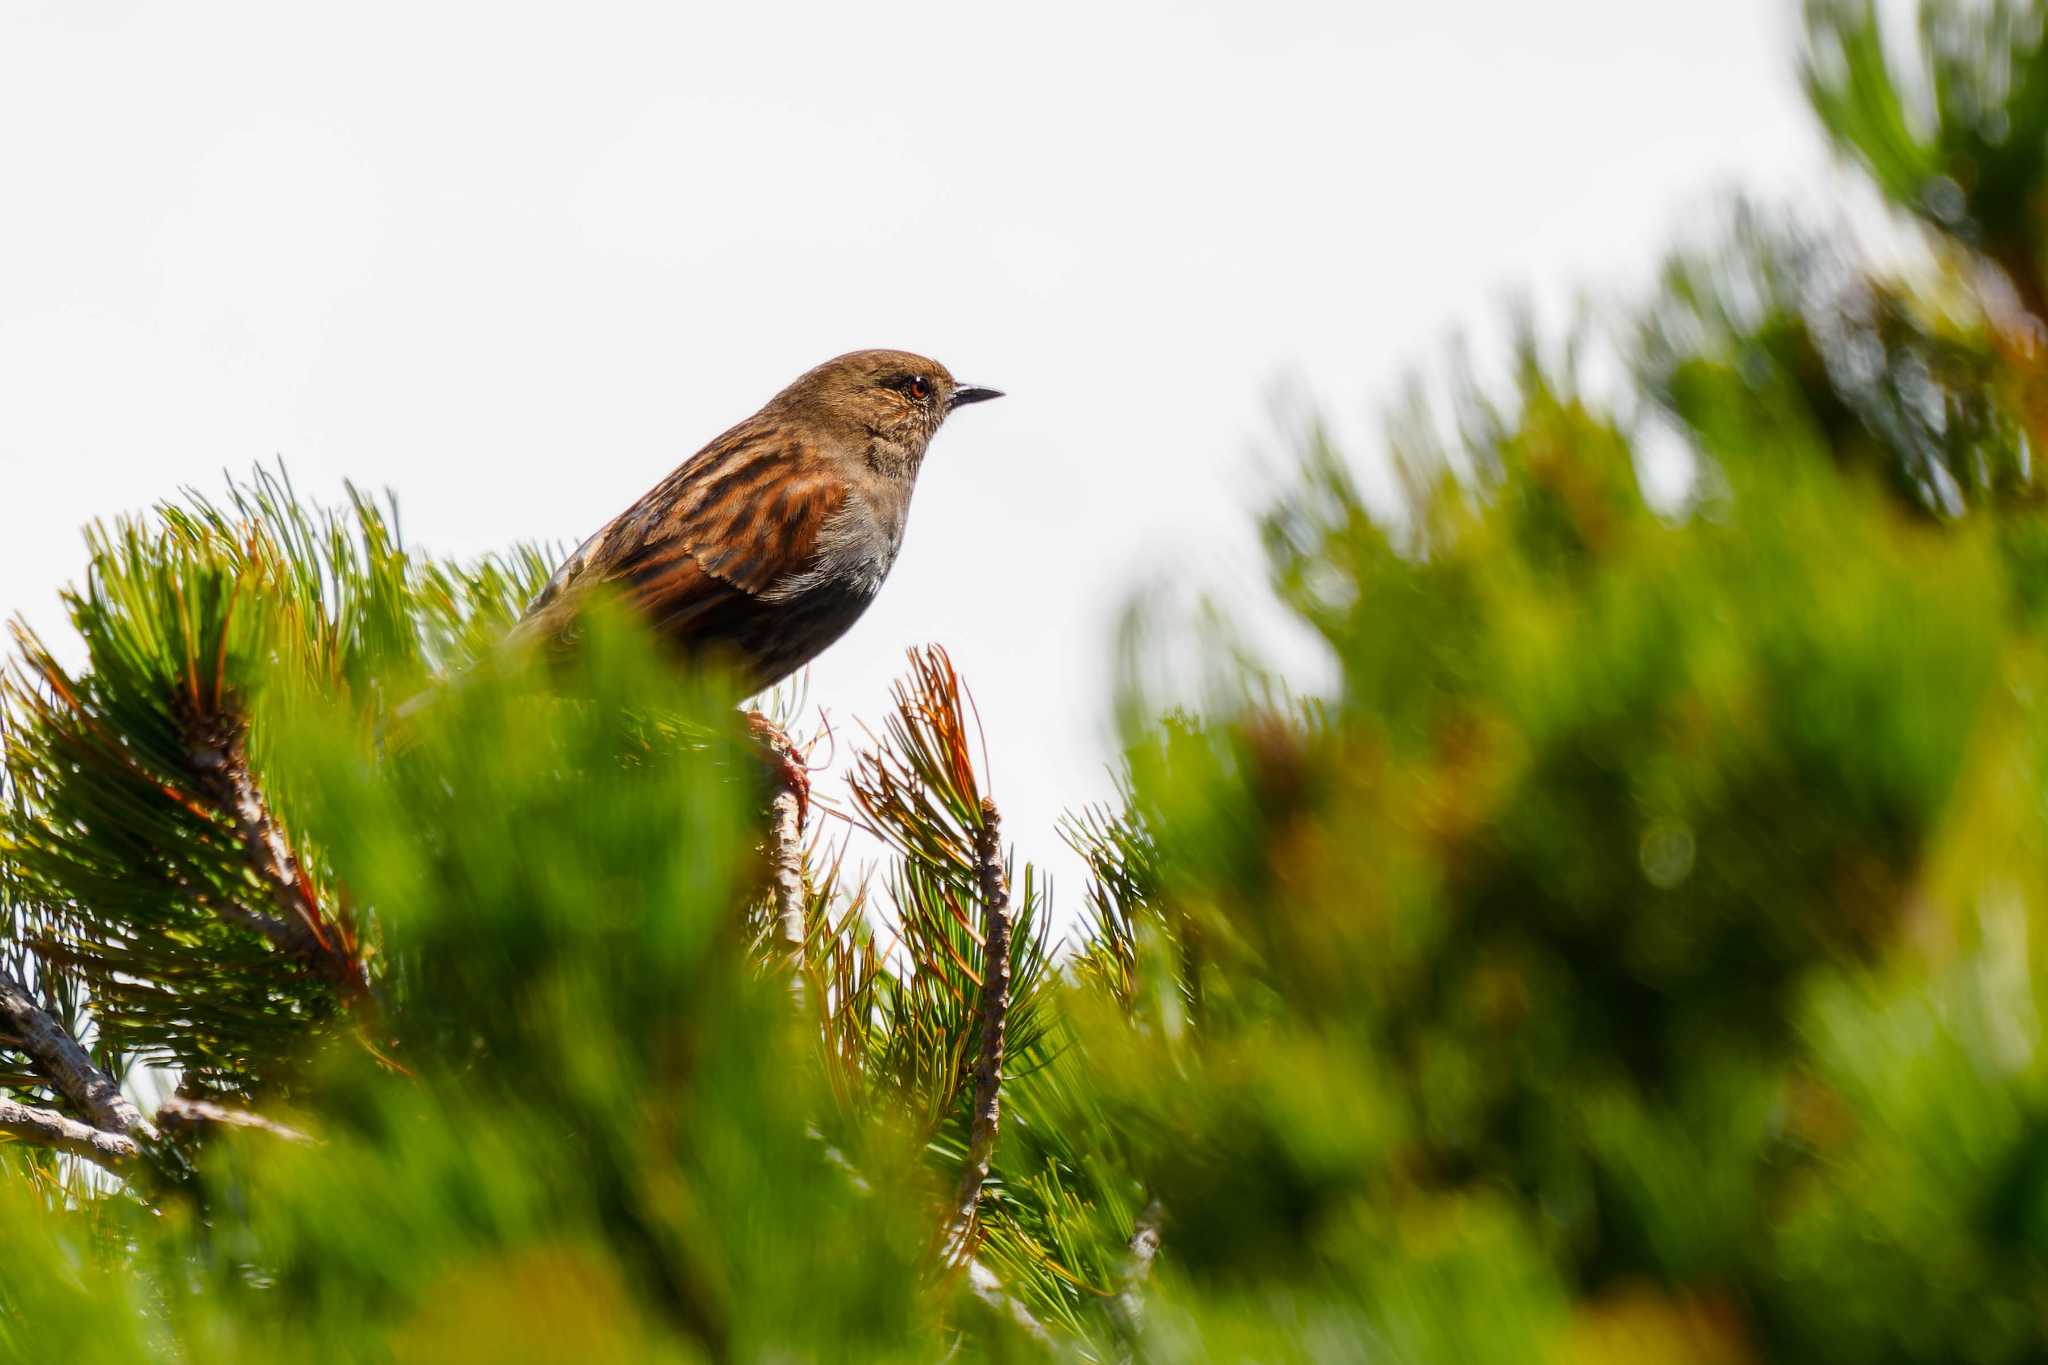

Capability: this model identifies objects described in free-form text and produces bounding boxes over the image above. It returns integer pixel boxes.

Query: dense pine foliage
[12,2,2048,1358]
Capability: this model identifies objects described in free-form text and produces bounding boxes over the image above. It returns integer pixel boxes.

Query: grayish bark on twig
[747,710,810,982]
[0,1086,313,1171]
[944,797,1016,1263]
[157,1093,312,1144]
[0,970,141,1138]
[0,1098,138,1166]
[768,781,807,964]
[0,971,149,1169]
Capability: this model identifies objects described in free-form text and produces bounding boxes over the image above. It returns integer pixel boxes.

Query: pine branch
[747,711,809,972]
[0,483,415,1092]
[768,784,806,962]
[182,713,361,994]
[156,1093,311,1145]
[944,796,1015,1262]
[848,648,1059,1275]
[0,972,313,1168]
[0,1097,138,1167]
[0,969,139,1138]
[0,1087,308,1172]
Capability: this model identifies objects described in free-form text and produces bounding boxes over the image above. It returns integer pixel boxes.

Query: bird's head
[771,349,1002,457]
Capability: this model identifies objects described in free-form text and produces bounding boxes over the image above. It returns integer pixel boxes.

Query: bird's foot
[745,711,811,827]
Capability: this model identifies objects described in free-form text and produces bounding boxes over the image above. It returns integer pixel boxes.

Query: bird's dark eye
[905,374,930,401]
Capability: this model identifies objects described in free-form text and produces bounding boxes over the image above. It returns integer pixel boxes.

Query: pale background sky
[0,2,1864,929]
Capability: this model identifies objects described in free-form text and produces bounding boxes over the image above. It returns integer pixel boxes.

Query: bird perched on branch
[517,349,1001,685]
[515,349,1002,807]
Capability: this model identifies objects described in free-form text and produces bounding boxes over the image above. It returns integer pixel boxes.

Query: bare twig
[0,970,140,1138]
[156,1093,312,1145]
[0,1097,138,1167]
[767,773,807,964]
[943,797,1015,1262]
[748,710,811,984]
[0,971,148,1170]
[0,1087,312,1174]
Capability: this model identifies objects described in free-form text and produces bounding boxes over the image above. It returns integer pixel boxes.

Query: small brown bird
[517,349,1002,689]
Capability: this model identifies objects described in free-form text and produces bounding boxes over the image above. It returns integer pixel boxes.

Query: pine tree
[13,1,2048,1359]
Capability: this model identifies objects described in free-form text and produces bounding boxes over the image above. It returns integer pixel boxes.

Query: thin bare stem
[768,781,807,963]
[748,710,811,990]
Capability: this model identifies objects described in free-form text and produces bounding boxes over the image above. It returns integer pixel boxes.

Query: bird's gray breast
[738,491,905,685]
[759,487,905,610]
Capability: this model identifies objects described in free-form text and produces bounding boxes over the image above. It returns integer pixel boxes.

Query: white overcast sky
[1,2,1863,926]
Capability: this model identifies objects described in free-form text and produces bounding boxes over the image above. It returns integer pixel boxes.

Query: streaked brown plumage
[516,349,1001,690]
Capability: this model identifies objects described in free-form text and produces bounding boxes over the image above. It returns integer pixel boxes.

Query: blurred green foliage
[14,1,2048,1360]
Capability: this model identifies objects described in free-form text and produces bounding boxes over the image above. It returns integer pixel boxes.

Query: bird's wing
[518,422,846,644]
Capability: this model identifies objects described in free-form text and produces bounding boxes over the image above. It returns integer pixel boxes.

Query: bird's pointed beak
[948,385,1004,411]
